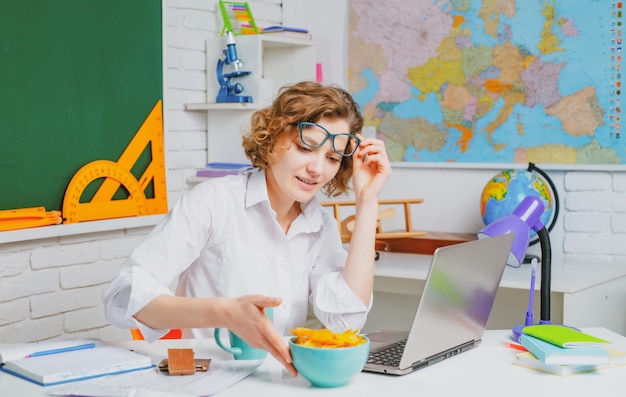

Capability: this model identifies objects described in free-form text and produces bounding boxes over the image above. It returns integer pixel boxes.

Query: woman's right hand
[224,295,297,376]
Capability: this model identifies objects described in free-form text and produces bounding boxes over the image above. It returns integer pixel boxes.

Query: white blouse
[104,169,370,342]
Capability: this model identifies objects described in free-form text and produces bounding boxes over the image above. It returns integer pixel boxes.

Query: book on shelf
[260,25,312,40]
[0,338,153,386]
[519,333,611,366]
[522,324,610,347]
[196,162,254,178]
[514,347,626,376]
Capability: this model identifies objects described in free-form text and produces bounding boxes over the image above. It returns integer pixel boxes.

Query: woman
[104,81,391,375]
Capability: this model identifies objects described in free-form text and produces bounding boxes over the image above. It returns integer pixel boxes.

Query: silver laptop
[363,233,514,375]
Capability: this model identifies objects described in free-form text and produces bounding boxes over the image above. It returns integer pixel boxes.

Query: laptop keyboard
[367,339,407,367]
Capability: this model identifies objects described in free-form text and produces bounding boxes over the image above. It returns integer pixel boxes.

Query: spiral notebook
[0,339,153,386]
[364,234,513,375]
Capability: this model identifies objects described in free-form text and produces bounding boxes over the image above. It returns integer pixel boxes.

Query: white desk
[368,252,626,335]
[1,328,625,397]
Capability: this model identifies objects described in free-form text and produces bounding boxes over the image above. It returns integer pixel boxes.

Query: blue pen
[525,259,537,326]
[25,343,97,358]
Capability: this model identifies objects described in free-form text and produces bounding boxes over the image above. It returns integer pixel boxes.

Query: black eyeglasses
[298,122,360,157]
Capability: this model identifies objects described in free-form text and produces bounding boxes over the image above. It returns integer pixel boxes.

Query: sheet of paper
[45,359,263,397]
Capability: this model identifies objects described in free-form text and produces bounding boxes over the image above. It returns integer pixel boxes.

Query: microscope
[215,30,253,103]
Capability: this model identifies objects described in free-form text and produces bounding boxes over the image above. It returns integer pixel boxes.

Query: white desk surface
[2,328,625,397]
[375,251,626,293]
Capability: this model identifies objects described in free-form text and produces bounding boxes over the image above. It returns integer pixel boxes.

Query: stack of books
[196,162,253,178]
[514,325,626,376]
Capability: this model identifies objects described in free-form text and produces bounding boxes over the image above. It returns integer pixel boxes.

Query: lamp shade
[478,196,545,267]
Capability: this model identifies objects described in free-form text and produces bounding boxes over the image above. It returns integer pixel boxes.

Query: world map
[348,0,623,166]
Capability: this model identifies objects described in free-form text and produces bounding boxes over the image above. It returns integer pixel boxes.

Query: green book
[522,325,609,348]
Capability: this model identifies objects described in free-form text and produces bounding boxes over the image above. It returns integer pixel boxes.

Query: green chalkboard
[0,1,162,212]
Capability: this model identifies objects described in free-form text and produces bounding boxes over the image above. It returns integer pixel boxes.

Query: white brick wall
[563,172,626,261]
[2,0,626,344]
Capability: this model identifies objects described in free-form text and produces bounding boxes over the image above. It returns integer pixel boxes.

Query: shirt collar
[246,168,269,208]
[245,168,325,232]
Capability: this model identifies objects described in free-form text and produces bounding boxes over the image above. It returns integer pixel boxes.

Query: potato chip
[290,328,366,348]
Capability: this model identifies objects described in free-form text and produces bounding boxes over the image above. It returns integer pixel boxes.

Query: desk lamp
[477,195,552,342]
[216,30,253,103]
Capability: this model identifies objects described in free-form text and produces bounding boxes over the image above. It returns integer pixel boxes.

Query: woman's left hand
[351,135,391,200]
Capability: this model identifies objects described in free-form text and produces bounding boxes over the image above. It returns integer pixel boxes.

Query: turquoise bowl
[289,336,370,388]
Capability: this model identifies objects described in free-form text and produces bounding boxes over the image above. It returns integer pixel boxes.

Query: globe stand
[526,162,560,246]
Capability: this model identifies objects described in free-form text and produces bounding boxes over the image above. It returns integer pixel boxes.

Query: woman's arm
[342,136,392,305]
[134,294,297,376]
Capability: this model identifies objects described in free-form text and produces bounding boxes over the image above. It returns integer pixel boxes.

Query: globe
[480,168,555,243]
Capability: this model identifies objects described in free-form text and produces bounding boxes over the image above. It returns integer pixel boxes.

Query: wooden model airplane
[321,199,426,244]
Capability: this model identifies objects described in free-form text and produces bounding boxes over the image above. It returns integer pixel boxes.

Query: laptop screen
[399,234,513,369]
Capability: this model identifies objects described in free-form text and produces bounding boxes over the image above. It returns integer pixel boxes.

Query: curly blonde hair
[242,81,363,197]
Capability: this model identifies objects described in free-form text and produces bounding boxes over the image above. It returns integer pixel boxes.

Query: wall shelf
[0,214,165,244]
